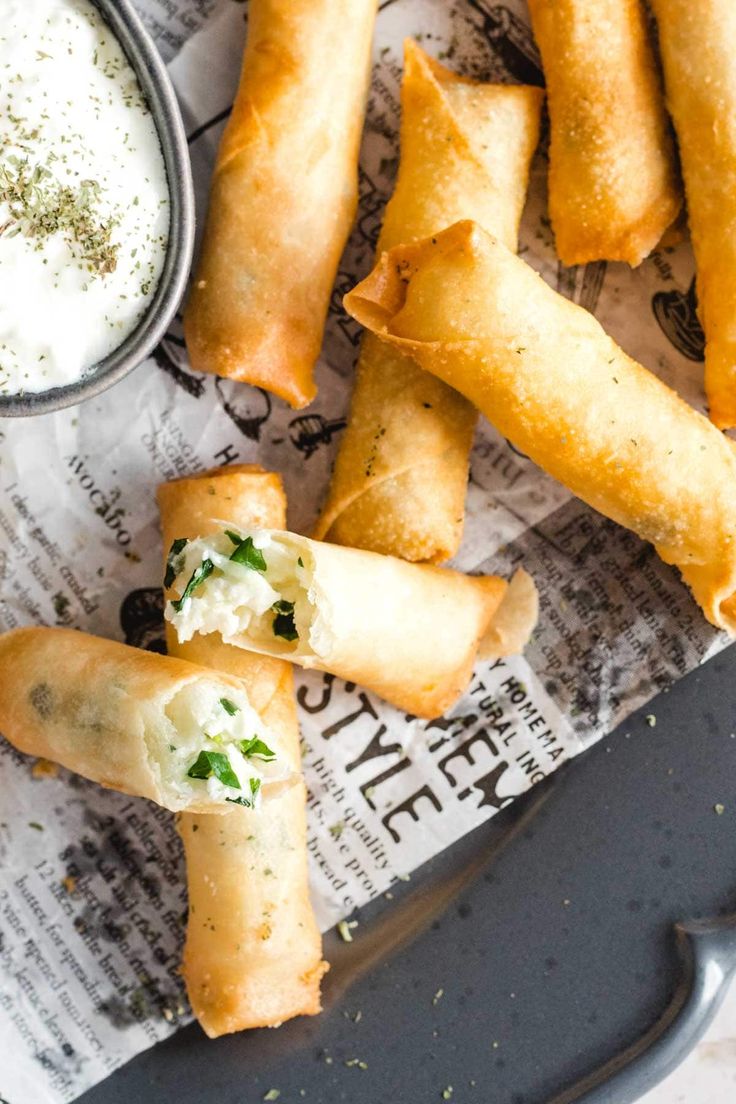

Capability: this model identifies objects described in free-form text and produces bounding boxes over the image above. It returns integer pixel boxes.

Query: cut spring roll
[183,0,377,408]
[314,42,543,561]
[527,0,681,266]
[650,0,736,428]
[344,221,736,633]
[164,526,537,719]
[158,466,326,1036]
[0,628,296,813]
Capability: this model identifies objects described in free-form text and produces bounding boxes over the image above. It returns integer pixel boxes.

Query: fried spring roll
[344,221,736,633]
[314,43,543,561]
[158,466,326,1036]
[164,524,537,719]
[0,628,297,812]
[528,0,681,266]
[650,0,736,428]
[183,0,377,408]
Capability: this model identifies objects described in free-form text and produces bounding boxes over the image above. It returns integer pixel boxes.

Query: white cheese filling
[157,678,290,808]
[164,529,316,657]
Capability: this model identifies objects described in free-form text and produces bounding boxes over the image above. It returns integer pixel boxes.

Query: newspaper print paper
[0,0,731,1100]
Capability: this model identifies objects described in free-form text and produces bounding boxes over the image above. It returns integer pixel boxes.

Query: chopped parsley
[272,599,298,641]
[219,697,240,716]
[164,537,188,588]
[239,736,276,761]
[186,750,240,790]
[226,778,262,808]
[228,533,267,572]
[171,558,214,612]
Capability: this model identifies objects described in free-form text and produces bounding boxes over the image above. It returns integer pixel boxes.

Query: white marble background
[639,995,736,1102]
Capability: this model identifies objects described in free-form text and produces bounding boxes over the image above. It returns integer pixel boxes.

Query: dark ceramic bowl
[0,0,195,418]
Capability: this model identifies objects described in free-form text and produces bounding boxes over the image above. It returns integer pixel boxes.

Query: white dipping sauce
[0,0,170,396]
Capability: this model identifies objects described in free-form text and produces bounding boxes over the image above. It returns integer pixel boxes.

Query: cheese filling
[164,529,316,658]
[158,678,290,807]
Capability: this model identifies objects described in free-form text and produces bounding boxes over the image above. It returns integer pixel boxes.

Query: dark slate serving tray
[78,644,736,1104]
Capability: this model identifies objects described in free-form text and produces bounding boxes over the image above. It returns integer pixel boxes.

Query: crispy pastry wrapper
[0,627,296,813]
[650,0,736,428]
[478,570,540,661]
[344,221,736,634]
[165,521,538,720]
[527,0,681,266]
[314,42,543,561]
[183,0,377,408]
[177,790,325,1036]
[158,466,326,1036]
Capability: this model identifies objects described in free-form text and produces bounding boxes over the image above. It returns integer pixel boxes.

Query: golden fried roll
[158,467,326,1036]
[528,0,681,266]
[344,221,736,633]
[164,522,536,720]
[0,628,296,812]
[314,42,543,561]
[183,0,377,408]
[650,0,736,428]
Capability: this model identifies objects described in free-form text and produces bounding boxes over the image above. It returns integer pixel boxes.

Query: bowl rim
[0,0,195,419]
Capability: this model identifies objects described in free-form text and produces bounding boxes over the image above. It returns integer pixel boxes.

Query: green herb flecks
[171,558,214,612]
[0,157,120,276]
[272,599,298,642]
[228,533,267,572]
[239,736,276,762]
[219,697,240,716]
[164,537,188,588]
[186,750,240,790]
[225,778,262,809]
